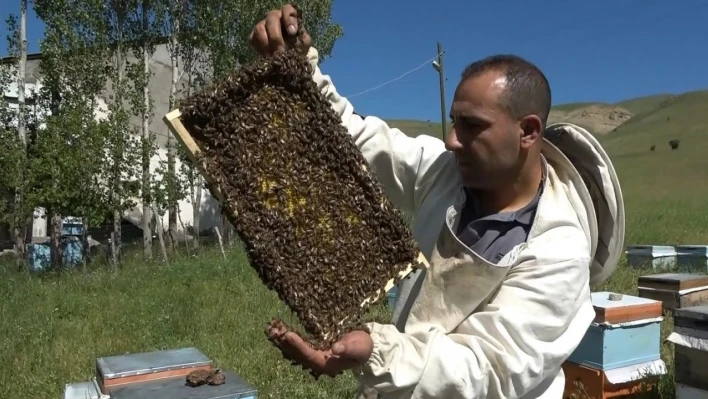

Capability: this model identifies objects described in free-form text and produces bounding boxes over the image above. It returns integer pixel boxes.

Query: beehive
[670,306,708,397]
[676,245,708,271]
[562,359,665,399]
[567,292,663,370]
[108,369,257,399]
[638,273,708,311]
[162,45,428,349]
[625,245,676,269]
[95,347,213,394]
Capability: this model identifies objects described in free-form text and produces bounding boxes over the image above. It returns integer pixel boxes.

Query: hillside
[385,89,708,245]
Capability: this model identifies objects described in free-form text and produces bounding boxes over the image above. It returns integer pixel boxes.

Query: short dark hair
[461,54,551,128]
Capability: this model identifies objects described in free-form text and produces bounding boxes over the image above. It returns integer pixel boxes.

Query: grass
[0,247,686,399]
[2,89,708,398]
[0,244,392,398]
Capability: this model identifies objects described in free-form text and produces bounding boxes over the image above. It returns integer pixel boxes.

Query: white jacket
[306,47,625,399]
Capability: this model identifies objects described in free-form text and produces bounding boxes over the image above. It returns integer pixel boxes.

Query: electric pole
[432,42,447,140]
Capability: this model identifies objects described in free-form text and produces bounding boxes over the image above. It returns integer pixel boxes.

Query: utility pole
[432,42,447,140]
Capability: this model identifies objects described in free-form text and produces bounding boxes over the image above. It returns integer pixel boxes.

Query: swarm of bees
[176,10,423,350]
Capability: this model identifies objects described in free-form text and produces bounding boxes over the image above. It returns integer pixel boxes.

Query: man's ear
[520,115,543,149]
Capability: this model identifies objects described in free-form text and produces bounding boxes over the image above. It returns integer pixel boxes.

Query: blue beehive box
[61,236,84,266]
[27,242,51,272]
[676,245,708,271]
[387,285,398,308]
[61,216,84,237]
[568,292,663,371]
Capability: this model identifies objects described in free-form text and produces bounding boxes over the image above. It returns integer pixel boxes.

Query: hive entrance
[163,49,427,349]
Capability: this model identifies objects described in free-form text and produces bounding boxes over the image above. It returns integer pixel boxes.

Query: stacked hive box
[676,245,708,272]
[638,273,708,311]
[26,216,84,272]
[562,292,666,399]
[626,245,677,269]
[668,306,708,399]
[64,347,258,399]
[387,284,398,308]
[26,237,51,272]
[60,216,84,266]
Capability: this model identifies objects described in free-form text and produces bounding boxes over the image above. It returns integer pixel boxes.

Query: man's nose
[445,127,462,152]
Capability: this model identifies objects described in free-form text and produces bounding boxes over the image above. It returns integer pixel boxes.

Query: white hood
[543,122,625,287]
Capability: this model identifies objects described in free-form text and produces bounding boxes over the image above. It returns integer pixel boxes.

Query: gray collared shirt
[455,160,547,264]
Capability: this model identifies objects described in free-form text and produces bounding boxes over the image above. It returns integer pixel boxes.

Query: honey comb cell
[169,48,425,349]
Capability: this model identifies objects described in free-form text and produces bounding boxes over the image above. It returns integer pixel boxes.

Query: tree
[125,0,161,259]
[183,0,343,245]
[102,0,143,267]
[147,0,198,252]
[0,10,31,265]
[32,0,127,269]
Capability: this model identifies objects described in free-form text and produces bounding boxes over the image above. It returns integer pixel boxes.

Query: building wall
[1,44,223,240]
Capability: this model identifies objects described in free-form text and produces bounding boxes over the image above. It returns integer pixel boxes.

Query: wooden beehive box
[562,359,665,399]
[567,292,663,370]
[638,273,708,311]
[95,347,213,394]
[671,306,708,396]
[108,369,258,399]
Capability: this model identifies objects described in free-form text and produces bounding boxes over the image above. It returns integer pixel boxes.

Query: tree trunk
[141,0,152,260]
[17,0,26,145]
[13,0,28,263]
[50,213,62,270]
[113,209,121,268]
[167,2,179,250]
[81,217,88,273]
[112,21,124,267]
[192,176,201,249]
[221,213,231,247]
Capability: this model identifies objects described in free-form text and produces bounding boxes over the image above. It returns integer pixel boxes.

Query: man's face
[445,70,526,189]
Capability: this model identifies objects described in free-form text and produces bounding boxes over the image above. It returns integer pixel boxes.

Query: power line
[345,52,444,99]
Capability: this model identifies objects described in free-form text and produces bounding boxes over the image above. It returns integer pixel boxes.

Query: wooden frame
[162,109,429,335]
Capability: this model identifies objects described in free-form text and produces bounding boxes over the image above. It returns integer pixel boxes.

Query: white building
[0,43,222,247]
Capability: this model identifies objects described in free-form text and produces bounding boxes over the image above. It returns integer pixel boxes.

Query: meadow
[2,90,707,398]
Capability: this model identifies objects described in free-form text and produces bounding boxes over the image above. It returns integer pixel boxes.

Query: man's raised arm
[305,47,453,217]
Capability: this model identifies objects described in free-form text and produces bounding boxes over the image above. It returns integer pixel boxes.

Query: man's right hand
[249,3,312,57]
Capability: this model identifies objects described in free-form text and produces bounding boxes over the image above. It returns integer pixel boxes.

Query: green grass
[615,94,674,115]
[0,245,392,398]
[0,247,686,399]
[387,119,444,138]
[2,89,708,398]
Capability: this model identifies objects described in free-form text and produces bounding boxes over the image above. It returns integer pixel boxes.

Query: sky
[1,0,706,122]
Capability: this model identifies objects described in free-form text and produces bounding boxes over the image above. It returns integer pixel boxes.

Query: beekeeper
[252,4,625,399]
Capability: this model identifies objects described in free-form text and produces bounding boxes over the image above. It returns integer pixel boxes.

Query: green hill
[385,89,708,246]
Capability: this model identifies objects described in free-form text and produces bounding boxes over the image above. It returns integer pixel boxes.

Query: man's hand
[249,4,312,57]
[267,320,373,379]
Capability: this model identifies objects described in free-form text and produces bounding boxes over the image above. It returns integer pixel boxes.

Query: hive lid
[675,245,708,256]
[638,273,708,291]
[591,291,663,324]
[108,369,257,399]
[64,379,108,399]
[96,347,212,379]
[626,245,676,255]
[674,305,708,332]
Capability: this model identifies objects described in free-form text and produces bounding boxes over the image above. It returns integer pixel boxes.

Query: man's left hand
[267,320,374,378]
